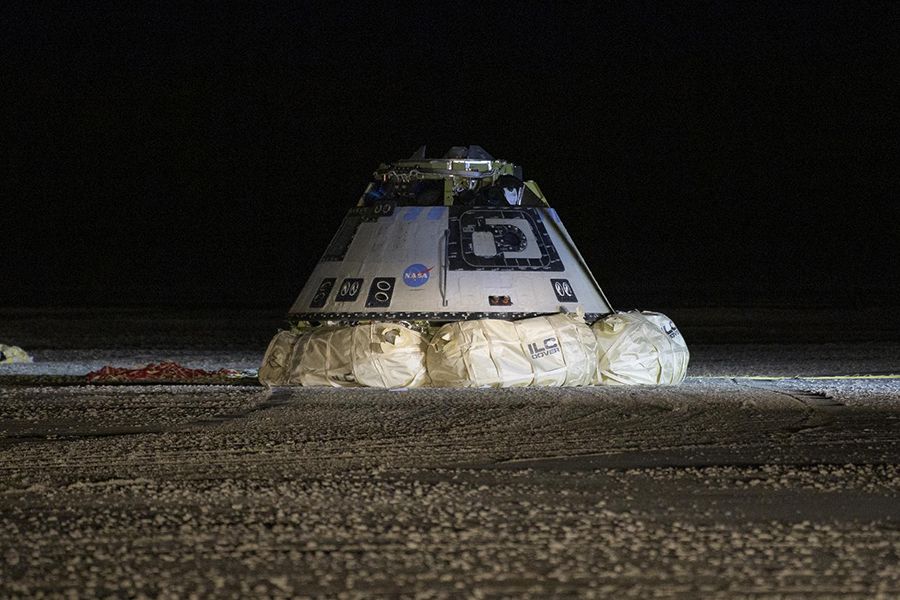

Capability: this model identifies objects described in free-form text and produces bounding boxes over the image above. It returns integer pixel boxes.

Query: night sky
[4,3,898,309]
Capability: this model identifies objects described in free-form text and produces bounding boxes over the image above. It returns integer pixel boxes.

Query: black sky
[4,2,898,308]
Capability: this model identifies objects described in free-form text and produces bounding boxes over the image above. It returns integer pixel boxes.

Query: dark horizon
[5,3,898,310]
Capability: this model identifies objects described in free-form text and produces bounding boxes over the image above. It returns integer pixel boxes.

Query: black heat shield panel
[447,206,564,271]
[365,277,396,308]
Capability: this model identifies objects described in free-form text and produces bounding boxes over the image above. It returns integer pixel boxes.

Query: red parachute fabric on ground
[86,361,239,383]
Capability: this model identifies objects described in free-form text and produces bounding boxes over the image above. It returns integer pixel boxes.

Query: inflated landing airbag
[426,312,597,387]
[259,323,429,388]
[259,311,689,388]
[592,311,689,385]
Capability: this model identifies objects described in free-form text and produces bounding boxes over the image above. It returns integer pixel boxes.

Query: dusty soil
[1,307,899,598]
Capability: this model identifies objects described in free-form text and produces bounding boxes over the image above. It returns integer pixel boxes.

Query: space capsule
[289,145,613,325]
[257,146,659,388]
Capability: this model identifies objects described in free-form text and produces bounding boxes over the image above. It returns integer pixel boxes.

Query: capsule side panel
[289,205,611,321]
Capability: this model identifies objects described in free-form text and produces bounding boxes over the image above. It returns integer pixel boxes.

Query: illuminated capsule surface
[289,146,613,326]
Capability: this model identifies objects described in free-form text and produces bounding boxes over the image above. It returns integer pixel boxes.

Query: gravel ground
[1,307,899,598]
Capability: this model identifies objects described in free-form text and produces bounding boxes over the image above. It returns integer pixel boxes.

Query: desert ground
[1,307,898,598]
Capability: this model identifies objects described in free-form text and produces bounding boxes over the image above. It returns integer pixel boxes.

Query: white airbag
[592,311,689,385]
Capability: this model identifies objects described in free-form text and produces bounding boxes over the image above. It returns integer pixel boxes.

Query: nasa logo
[402,263,433,288]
